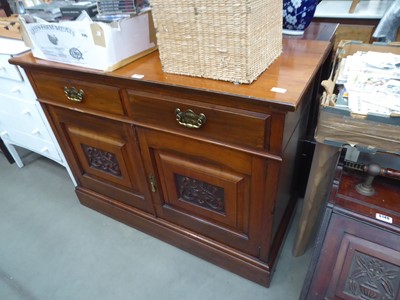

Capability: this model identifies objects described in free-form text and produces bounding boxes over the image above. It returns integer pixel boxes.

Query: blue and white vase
[283,0,318,35]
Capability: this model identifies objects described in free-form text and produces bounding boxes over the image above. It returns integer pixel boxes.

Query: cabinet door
[137,127,279,257]
[47,106,154,214]
[307,213,400,300]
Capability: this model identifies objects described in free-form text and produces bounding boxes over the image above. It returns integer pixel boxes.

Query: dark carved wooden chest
[300,153,400,300]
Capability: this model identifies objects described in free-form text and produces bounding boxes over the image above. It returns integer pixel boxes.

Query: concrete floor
[0,152,313,300]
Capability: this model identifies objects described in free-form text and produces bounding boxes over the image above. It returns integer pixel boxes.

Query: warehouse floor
[0,152,313,300]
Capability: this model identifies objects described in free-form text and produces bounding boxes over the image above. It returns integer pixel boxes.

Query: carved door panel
[308,213,400,300]
[46,106,154,214]
[137,127,277,256]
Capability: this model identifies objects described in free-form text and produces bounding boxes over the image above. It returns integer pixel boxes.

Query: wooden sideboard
[300,151,400,299]
[11,36,332,287]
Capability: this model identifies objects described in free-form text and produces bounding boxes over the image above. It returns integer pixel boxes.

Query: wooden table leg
[292,143,341,257]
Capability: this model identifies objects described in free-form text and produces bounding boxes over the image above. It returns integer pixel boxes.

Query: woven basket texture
[151,0,282,84]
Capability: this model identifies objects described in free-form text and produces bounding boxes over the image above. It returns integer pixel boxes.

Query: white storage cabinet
[0,37,76,186]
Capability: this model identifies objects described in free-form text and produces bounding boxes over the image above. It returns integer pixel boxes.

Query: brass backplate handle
[175,108,206,129]
[64,86,84,102]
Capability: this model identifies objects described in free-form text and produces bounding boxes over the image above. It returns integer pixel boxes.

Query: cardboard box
[316,41,400,154]
[19,10,157,71]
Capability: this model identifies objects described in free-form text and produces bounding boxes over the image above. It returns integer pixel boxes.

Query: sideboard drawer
[128,90,271,149]
[31,71,126,117]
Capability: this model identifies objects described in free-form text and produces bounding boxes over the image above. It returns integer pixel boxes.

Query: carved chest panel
[301,160,400,300]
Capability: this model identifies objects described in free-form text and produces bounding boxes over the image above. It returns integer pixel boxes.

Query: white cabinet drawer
[0,93,39,115]
[0,79,37,101]
[0,95,53,141]
[0,109,52,142]
[0,128,61,162]
[0,54,23,82]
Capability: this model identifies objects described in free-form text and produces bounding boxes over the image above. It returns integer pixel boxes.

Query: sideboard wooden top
[11,38,331,112]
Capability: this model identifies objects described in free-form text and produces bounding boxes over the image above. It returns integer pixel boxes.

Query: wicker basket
[151,0,282,84]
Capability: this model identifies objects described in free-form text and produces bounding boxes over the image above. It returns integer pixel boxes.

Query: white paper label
[271,87,287,93]
[376,213,393,224]
[132,74,144,79]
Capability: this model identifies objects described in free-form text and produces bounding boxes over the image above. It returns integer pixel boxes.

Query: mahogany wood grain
[306,213,400,300]
[10,31,333,287]
[76,187,274,286]
[31,70,127,117]
[301,157,400,299]
[300,22,339,42]
[11,38,331,111]
[127,89,271,149]
[136,127,274,256]
[47,106,154,214]
[335,172,400,229]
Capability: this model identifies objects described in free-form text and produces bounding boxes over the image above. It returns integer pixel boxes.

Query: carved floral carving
[344,251,400,300]
[82,144,121,176]
[175,174,225,213]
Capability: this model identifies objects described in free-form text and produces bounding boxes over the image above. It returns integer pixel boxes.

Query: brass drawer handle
[175,108,206,129]
[64,86,84,102]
